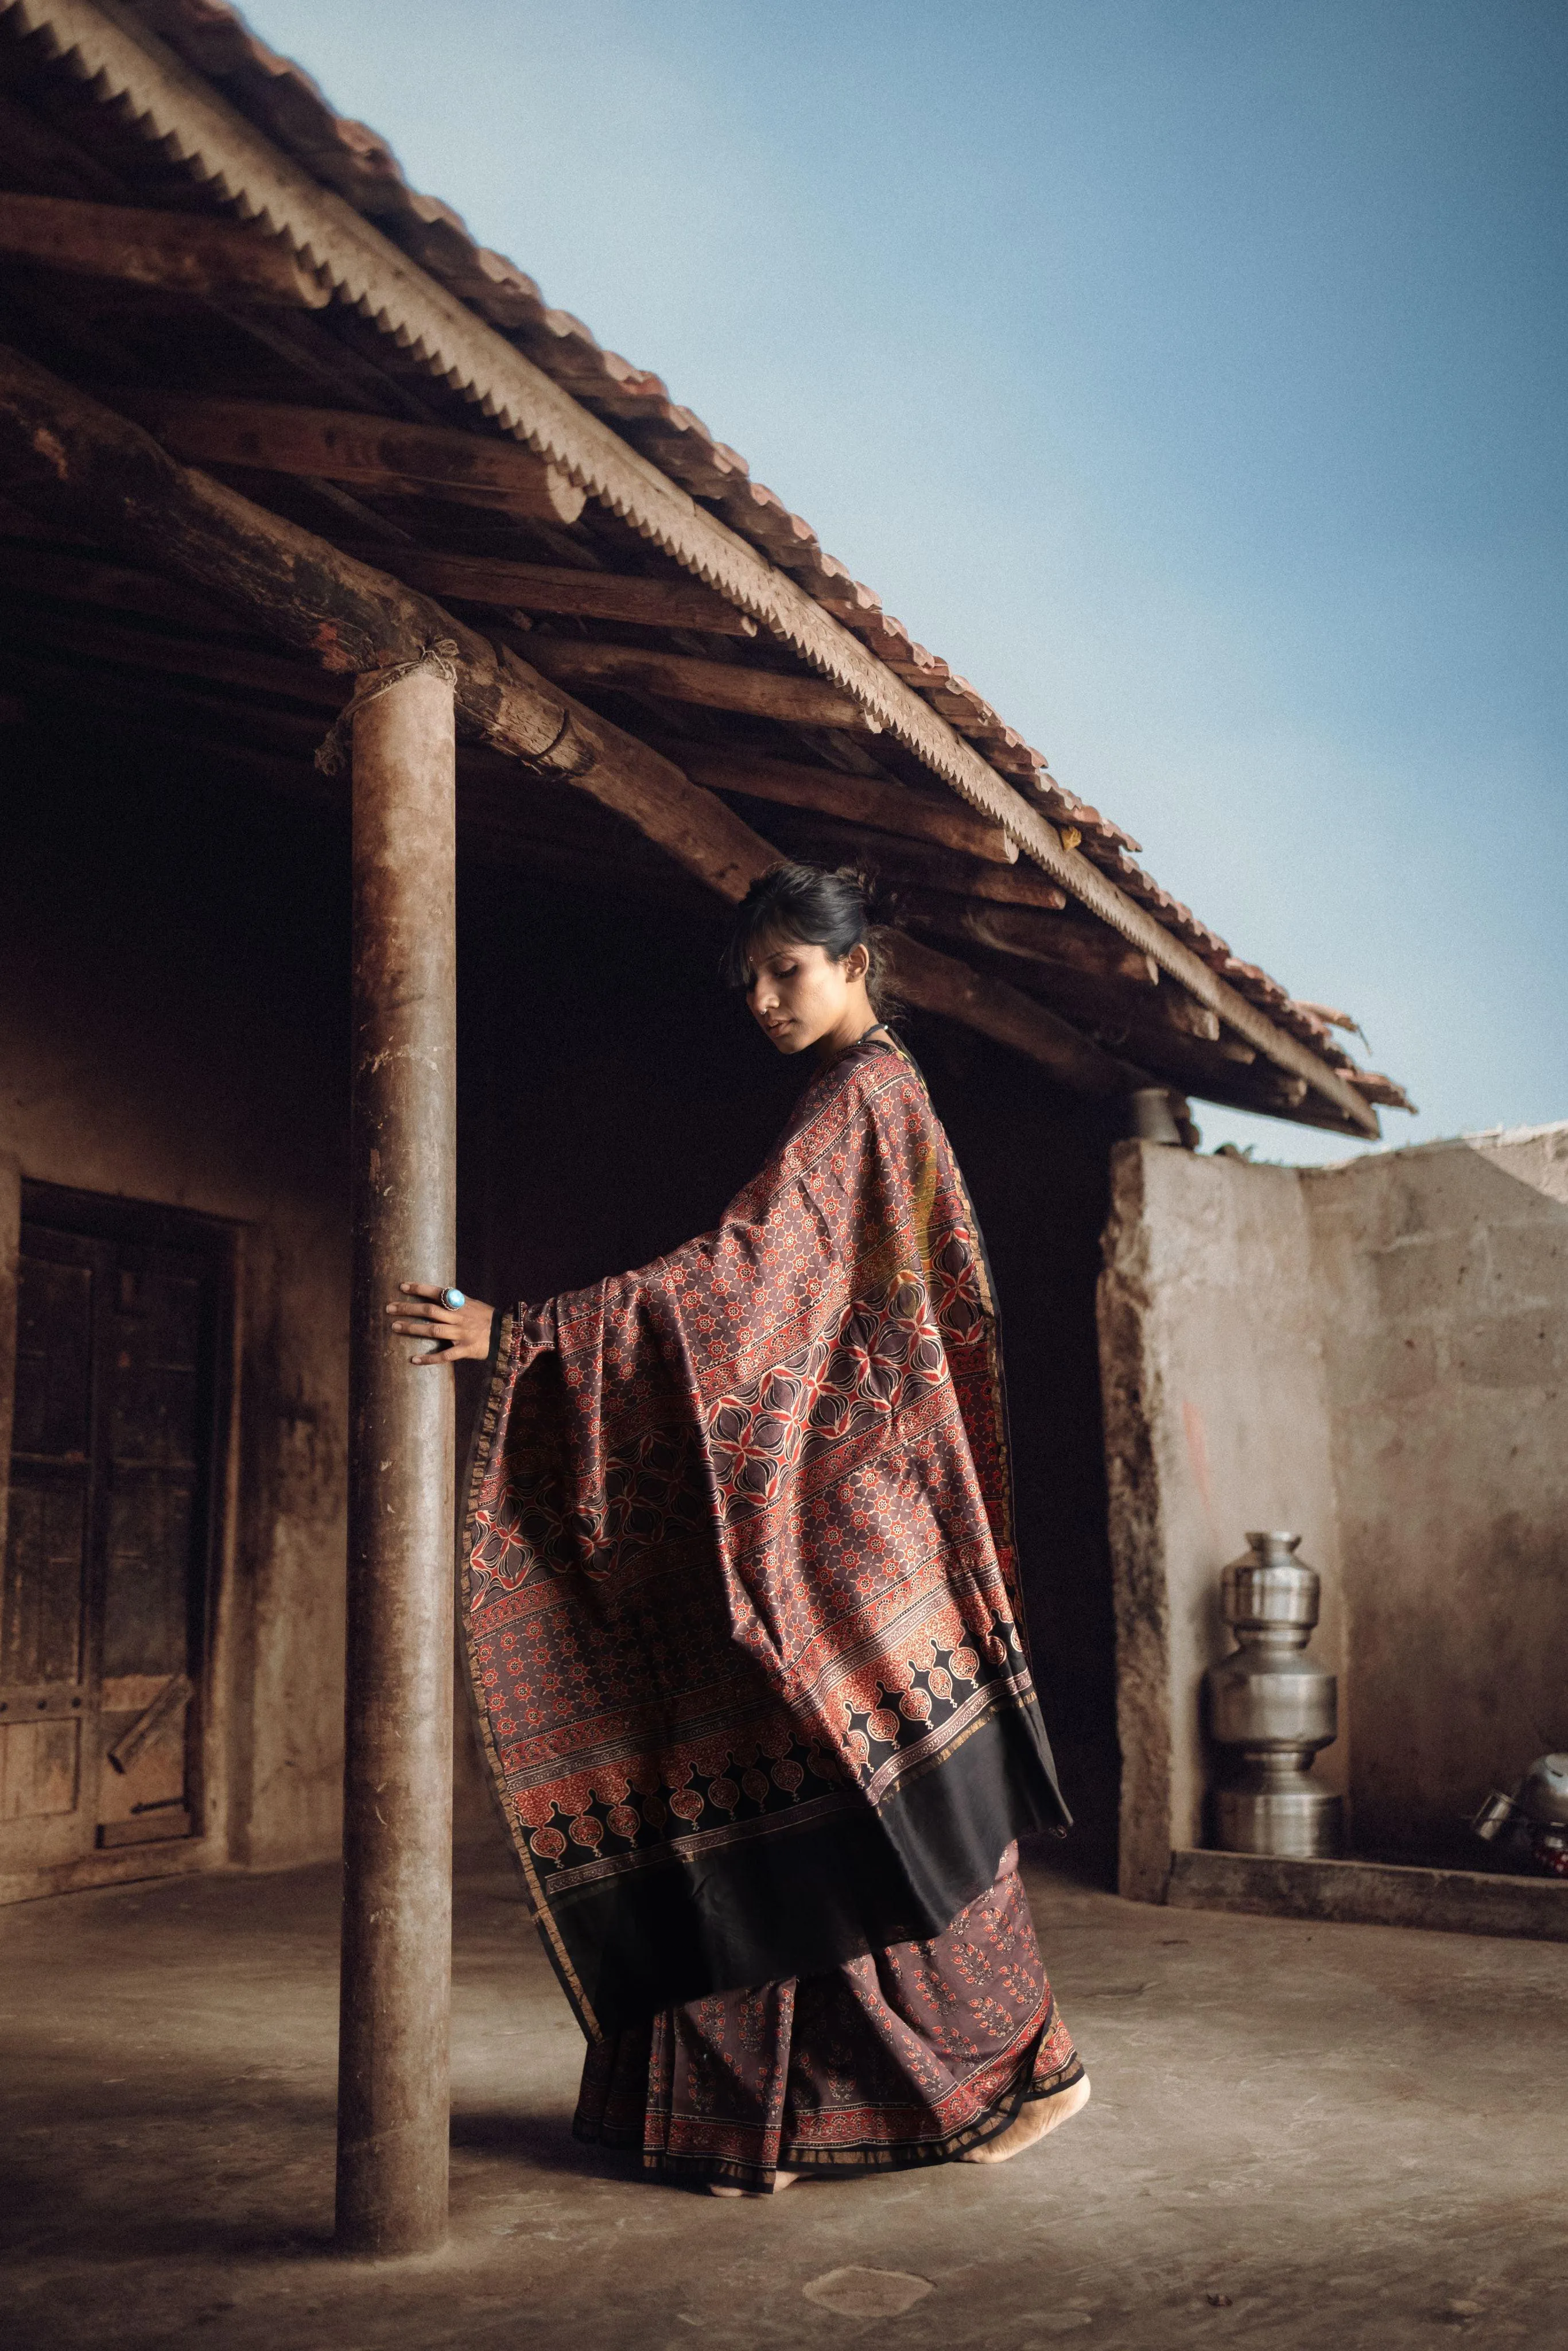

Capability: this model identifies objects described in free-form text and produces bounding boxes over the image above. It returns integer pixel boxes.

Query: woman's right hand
[385,1283,495,1365]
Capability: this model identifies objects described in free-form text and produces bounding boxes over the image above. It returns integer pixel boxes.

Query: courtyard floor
[2,1842,1565,2351]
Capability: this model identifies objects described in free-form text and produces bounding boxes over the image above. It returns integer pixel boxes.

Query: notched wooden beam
[0,192,330,308]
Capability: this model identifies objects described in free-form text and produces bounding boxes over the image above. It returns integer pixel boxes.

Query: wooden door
[0,1191,228,1884]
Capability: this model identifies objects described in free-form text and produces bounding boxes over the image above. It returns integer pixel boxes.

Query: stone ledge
[1167,1847,1568,1943]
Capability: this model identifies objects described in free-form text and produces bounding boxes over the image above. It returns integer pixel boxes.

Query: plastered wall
[1099,1126,1568,1896]
[1097,1143,1346,1898]
[1305,1124,1568,1861]
[0,742,351,1876]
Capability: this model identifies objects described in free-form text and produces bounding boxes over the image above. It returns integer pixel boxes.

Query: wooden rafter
[676,746,1018,864]
[367,549,760,638]
[886,936,1142,1095]
[893,890,1160,986]
[122,394,588,527]
[0,189,329,305]
[737,827,1069,911]
[520,639,875,730]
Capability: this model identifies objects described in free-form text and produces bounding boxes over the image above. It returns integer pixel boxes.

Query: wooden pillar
[336,664,457,2256]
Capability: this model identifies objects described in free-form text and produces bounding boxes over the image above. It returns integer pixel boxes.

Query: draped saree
[461,1033,1079,2175]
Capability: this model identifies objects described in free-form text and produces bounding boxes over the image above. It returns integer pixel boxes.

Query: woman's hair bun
[721,860,902,1021]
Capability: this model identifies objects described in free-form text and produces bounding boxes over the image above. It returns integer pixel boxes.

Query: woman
[390,864,1089,2194]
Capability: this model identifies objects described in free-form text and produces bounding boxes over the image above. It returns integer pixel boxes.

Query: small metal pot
[1472,1753,1568,1876]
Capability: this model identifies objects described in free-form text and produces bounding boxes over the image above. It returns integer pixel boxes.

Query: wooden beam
[894,891,1160,986]
[676,746,1018,864]
[121,394,587,527]
[1,606,350,707]
[0,191,331,307]
[1344,1072,1415,1111]
[716,817,1070,911]
[1159,992,1222,1043]
[369,549,759,638]
[521,638,876,729]
[0,540,240,632]
[887,936,1144,1096]
[0,348,1135,1097]
[0,347,758,895]
[1297,999,1360,1034]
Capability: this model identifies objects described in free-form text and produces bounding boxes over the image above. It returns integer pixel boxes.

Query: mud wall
[1306,1126,1568,1861]
[1097,1143,1346,1899]
[1099,1126,1568,1894]
[0,738,351,1873]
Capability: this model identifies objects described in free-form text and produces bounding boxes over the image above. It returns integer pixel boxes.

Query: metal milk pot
[1205,1531,1343,1859]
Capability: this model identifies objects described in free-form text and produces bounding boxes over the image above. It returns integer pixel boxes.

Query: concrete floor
[2,1848,1566,2351]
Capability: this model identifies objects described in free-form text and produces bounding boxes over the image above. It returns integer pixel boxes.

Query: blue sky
[246,0,1567,1161]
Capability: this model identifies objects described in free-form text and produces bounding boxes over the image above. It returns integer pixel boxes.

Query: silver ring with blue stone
[441,1287,466,1310]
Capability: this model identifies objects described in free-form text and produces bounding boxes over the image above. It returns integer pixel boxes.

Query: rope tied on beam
[314,640,461,777]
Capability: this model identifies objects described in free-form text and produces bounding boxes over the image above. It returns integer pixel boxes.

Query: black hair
[721,862,899,1021]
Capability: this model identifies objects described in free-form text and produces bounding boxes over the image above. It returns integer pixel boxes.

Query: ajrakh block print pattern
[461,1037,1059,2019]
[575,1846,1083,2186]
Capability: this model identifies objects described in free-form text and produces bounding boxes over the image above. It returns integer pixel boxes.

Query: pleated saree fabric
[575,1844,1083,2188]
[461,1034,1069,2038]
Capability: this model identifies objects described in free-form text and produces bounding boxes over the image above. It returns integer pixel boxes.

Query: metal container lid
[1221,1531,1320,1632]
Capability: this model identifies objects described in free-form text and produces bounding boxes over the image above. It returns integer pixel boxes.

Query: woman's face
[744,929,871,1057]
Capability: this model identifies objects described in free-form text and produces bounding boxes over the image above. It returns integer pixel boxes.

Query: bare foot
[961,2073,1091,2165]
[708,2169,802,2198]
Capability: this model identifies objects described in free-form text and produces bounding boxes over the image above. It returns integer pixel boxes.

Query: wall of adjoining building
[0,737,352,1878]
[1306,1124,1568,1862]
[1099,1125,1568,1898]
[1097,1144,1346,1899]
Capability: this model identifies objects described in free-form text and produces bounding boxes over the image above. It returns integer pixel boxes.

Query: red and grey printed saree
[575,1844,1083,2187]
[461,1033,1069,2040]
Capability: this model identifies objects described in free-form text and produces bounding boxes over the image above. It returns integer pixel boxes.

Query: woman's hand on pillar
[386,1283,495,1364]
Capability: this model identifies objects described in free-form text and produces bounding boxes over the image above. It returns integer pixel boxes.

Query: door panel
[104,1461,196,1678]
[0,1200,228,1885]
[0,1235,100,1863]
[1,1480,89,1686]
[0,1715,81,1822]
[11,1255,93,1461]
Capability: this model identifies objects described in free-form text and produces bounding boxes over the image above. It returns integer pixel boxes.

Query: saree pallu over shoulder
[460,1037,1069,2037]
